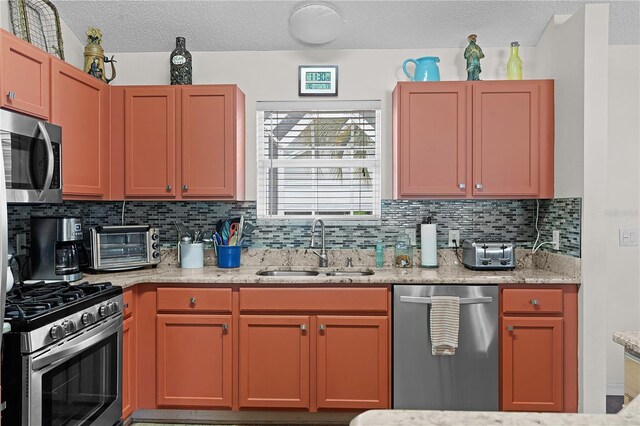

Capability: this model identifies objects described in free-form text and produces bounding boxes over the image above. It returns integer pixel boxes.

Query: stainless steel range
[2,281,123,425]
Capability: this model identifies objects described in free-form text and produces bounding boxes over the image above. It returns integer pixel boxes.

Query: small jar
[394,232,413,268]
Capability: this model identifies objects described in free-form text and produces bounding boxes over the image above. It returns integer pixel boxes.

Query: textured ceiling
[54,0,640,52]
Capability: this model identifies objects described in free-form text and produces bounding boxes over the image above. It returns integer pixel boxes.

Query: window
[257,100,381,223]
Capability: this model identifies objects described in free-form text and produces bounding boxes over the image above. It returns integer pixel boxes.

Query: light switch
[619,229,638,246]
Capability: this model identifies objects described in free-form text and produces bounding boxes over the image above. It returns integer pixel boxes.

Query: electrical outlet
[448,230,460,248]
[406,228,417,246]
[552,230,560,250]
[17,233,26,255]
[619,229,638,246]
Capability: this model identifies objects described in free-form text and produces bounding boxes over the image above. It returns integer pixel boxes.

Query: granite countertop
[350,394,640,426]
[613,331,640,354]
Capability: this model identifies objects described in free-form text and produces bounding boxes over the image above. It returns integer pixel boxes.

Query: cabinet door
[0,31,50,118]
[502,316,563,412]
[124,87,176,197]
[156,314,232,408]
[472,81,541,196]
[239,315,310,408]
[51,60,109,198]
[181,86,237,198]
[395,82,469,198]
[316,316,389,409]
[122,315,136,419]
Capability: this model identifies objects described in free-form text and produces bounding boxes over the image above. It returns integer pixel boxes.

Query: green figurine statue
[464,34,484,81]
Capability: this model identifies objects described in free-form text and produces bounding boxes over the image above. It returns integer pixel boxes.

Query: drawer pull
[300,324,306,332]
[507,325,514,331]
[319,324,325,332]
[166,184,172,191]
[123,303,129,309]
[222,323,228,332]
[182,184,189,191]
[190,297,196,305]
[530,299,539,305]
[7,91,16,99]
[458,183,466,189]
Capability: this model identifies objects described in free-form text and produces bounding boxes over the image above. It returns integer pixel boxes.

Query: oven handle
[36,121,54,201]
[31,314,122,372]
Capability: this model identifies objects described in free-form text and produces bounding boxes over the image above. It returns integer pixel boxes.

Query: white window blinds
[257,101,381,223]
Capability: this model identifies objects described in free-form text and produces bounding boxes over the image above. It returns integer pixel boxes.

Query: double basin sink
[256,268,375,277]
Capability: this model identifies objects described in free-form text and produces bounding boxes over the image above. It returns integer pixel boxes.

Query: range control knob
[151,233,159,240]
[50,325,65,340]
[62,320,77,335]
[82,312,96,325]
[98,305,108,317]
[108,302,119,314]
[152,242,159,250]
[152,251,160,259]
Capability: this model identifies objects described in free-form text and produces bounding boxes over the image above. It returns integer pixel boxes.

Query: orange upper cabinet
[51,59,110,199]
[156,314,233,408]
[393,82,469,198]
[316,316,389,409]
[124,86,177,198]
[501,316,564,412]
[239,315,310,409]
[0,30,50,119]
[181,85,245,199]
[393,80,554,199]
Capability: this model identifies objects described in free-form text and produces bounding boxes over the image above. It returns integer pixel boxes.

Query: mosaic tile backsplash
[7,198,581,258]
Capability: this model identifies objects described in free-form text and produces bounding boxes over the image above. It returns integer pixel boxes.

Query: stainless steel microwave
[1,109,62,203]
[87,225,161,271]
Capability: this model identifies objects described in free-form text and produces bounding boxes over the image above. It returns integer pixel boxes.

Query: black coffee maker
[31,216,84,281]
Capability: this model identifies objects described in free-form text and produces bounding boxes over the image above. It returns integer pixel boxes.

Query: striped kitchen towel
[430,296,460,356]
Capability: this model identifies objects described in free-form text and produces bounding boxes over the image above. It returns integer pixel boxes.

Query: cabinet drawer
[239,288,388,313]
[625,351,640,399]
[123,289,134,319]
[157,288,232,313]
[502,289,563,314]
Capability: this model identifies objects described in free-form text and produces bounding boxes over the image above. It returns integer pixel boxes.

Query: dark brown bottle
[170,37,192,85]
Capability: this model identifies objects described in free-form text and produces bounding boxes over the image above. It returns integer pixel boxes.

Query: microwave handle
[37,122,54,202]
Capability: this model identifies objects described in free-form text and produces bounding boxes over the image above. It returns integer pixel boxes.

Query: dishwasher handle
[399,296,493,305]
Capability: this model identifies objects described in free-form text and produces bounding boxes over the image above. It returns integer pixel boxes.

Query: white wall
[605,44,640,395]
[111,45,541,200]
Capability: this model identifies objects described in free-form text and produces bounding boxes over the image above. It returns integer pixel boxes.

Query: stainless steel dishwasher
[393,285,498,410]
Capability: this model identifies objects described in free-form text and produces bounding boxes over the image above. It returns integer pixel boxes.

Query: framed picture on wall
[298,65,338,96]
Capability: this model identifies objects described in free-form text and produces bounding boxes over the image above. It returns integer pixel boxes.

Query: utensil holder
[217,245,241,268]
[180,242,204,269]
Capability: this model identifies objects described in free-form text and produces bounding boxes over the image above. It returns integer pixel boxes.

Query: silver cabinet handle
[400,296,492,305]
[7,91,16,99]
[475,183,483,189]
[182,184,189,191]
[530,299,539,305]
[319,324,325,332]
[300,324,306,331]
[37,122,54,202]
[507,325,514,331]
[222,323,228,332]
[123,303,129,309]
[166,184,172,191]
[190,297,196,304]
[458,183,466,189]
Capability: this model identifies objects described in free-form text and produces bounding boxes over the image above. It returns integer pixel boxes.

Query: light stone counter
[614,331,640,354]
[81,249,579,289]
[350,394,640,426]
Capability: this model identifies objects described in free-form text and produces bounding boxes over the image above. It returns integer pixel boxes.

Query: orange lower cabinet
[122,315,136,419]
[156,314,232,408]
[316,316,389,409]
[501,316,564,412]
[239,315,310,409]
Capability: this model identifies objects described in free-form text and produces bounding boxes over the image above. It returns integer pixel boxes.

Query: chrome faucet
[310,218,328,267]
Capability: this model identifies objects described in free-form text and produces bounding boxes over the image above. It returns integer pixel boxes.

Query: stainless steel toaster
[461,240,516,270]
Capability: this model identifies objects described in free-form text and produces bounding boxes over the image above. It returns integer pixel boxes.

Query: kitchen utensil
[241,221,256,236]
[402,56,441,81]
[238,215,245,241]
[228,223,238,245]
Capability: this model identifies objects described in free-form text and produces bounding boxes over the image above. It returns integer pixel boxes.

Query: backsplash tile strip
[7,198,581,258]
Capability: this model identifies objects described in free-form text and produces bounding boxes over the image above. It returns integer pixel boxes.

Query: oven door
[1,109,62,203]
[25,314,122,426]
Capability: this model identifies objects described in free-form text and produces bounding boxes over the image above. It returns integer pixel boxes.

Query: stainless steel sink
[325,270,375,276]
[256,268,374,277]
[256,270,320,277]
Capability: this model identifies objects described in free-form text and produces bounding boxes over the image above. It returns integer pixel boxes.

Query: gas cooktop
[4,281,121,332]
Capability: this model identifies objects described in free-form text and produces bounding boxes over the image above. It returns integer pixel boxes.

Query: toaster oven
[461,240,516,270]
[87,225,161,271]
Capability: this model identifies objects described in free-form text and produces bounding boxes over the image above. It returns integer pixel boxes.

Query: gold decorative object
[83,27,117,84]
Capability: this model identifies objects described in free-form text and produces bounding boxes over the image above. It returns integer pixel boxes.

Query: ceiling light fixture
[289,3,344,45]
